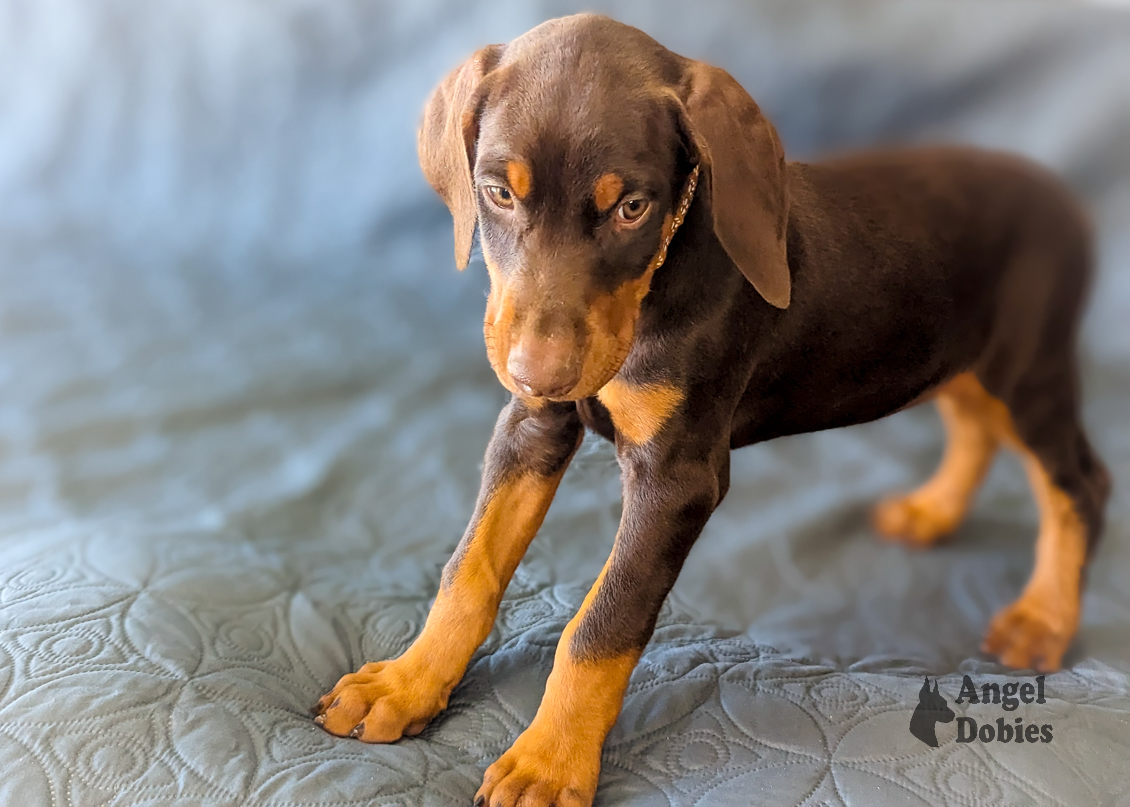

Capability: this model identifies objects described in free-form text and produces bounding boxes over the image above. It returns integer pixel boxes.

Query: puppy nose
[507,336,582,398]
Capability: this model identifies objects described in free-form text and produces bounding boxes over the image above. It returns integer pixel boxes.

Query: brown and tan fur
[314,15,1110,807]
[876,372,1088,670]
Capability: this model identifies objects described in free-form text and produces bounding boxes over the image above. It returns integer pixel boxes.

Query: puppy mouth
[500,352,628,402]
[538,369,618,402]
[513,377,575,400]
[484,327,633,402]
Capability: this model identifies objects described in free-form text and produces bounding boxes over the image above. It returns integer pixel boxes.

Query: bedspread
[0,1,1128,804]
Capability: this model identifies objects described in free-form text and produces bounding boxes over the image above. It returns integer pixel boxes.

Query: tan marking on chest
[506,160,532,200]
[593,173,624,212]
[598,378,684,444]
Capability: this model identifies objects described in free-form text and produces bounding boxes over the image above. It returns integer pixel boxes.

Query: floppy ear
[676,60,791,308]
[417,45,503,270]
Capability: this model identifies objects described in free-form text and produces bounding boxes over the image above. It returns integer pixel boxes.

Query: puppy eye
[617,197,649,224]
[483,185,514,209]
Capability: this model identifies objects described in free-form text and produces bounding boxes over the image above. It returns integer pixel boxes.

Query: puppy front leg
[315,397,582,742]
[476,440,726,807]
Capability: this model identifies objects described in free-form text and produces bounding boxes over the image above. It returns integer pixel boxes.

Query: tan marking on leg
[476,556,636,807]
[593,173,624,212]
[316,471,569,742]
[875,372,1000,546]
[597,378,684,445]
[877,373,1084,670]
[939,372,1019,443]
[506,160,532,200]
[983,457,1086,671]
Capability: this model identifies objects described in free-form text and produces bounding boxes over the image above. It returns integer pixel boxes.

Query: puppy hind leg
[981,386,1107,671]
[874,373,1000,547]
[981,447,1089,671]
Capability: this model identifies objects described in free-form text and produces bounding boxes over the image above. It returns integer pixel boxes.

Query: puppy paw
[474,721,599,807]
[873,494,960,547]
[981,594,1076,672]
[312,659,452,742]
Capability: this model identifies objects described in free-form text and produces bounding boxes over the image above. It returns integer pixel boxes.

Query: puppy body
[573,145,1107,654]
[315,15,1109,807]
[694,150,1094,457]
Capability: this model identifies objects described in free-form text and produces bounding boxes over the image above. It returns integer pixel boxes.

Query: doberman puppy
[313,14,1110,806]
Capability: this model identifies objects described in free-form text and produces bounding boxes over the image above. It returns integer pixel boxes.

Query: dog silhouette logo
[910,677,955,747]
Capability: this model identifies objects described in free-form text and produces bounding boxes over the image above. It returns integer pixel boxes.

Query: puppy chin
[488,337,633,403]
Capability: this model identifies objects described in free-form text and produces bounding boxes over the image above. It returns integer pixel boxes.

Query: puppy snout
[507,335,582,398]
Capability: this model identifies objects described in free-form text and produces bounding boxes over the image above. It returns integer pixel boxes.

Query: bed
[0,0,1127,804]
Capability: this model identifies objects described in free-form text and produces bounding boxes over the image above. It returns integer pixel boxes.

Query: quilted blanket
[0,0,1128,805]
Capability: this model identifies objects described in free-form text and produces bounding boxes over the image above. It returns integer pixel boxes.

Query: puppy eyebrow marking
[593,173,624,212]
[597,378,684,444]
[506,160,533,200]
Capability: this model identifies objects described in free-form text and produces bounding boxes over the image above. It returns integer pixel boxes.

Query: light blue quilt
[0,1,1128,804]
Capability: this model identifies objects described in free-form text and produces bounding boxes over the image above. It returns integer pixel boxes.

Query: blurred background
[0,1,1127,805]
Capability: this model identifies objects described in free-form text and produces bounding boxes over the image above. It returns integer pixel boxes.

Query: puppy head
[418,14,789,401]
